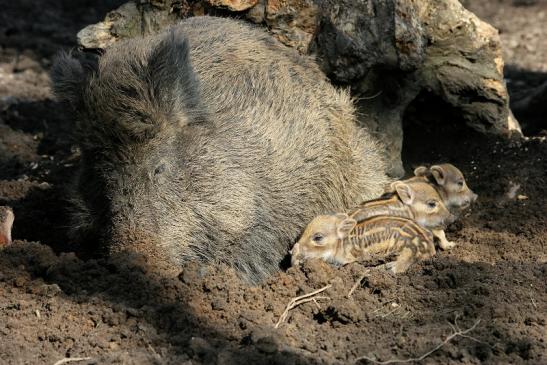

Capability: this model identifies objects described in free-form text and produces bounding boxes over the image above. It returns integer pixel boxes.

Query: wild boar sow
[51,16,389,282]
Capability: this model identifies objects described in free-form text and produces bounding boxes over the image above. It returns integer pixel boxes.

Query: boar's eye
[312,233,324,244]
[154,164,166,175]
[427,200,438,209]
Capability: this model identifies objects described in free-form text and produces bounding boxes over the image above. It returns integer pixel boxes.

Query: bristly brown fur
[51,16,390,283]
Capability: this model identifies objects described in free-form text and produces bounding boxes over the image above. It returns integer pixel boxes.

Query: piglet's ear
[387,180,402,192]
[413,166,429,177]
[336,217,356,240]
[394,182,415,205]
[430,165,447,186]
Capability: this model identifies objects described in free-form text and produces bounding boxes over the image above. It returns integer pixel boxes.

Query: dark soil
[0,1,545,364]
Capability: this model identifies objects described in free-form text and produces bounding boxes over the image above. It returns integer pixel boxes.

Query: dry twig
[379,306,401,319]
[449,315,490,347]
[53,357,92,365]
[348,270,370,298]
[354,319,481,364]
[274,284,332,328]
[312,298,322,309]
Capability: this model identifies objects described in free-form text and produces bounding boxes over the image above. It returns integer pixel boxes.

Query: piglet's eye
[427,200,437,209]
[312,233,324,244]
[457,181,464,187]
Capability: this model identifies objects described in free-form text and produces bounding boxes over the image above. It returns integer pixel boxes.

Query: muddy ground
[0,0,545,364]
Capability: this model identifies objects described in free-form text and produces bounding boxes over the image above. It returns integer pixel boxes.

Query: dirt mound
[1,195,546,364]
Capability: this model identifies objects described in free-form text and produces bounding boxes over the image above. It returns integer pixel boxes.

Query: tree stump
[76,0,521,177]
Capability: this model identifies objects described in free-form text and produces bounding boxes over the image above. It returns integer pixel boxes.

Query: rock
[246,0,265,23]
[255,336,278,353]
[13,275,28,288]
[77,1,187,49]
[189,336,216,360]
[32,283,62,297]
[211,298,226,311]
[206,0,258,12]
[78,2,140,49]
[250,328,282,354]
[262,0,318,52]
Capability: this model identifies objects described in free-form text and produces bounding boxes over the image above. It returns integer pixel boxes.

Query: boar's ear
[147,28,200,111]
[413,166,429,177]
[430,165,447,186]
[394,182,415,205]
[50,52,96,109]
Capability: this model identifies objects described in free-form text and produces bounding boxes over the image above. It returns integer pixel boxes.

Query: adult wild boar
[51,16,389,282]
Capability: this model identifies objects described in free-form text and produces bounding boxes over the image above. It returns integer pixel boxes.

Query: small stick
[274,296,330,328]
[348,270,370,298]
[148,344,161,359]
[379,306,401,319]
[53,357,92,365]
[452,315,489,347]
[274,284,332,328]
[355,319,481,364]
[312,298,321,309]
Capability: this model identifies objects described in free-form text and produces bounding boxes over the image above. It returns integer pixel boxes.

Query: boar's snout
[106,224,158,255]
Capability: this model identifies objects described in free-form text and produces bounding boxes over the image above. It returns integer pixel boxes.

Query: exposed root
[274,284,332,328]
[354,319,481,364]
[52,357,92,365]
[348,270,370,298]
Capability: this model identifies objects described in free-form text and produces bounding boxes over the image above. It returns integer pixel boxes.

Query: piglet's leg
[432,229,456,250]
[383,247,415,274]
